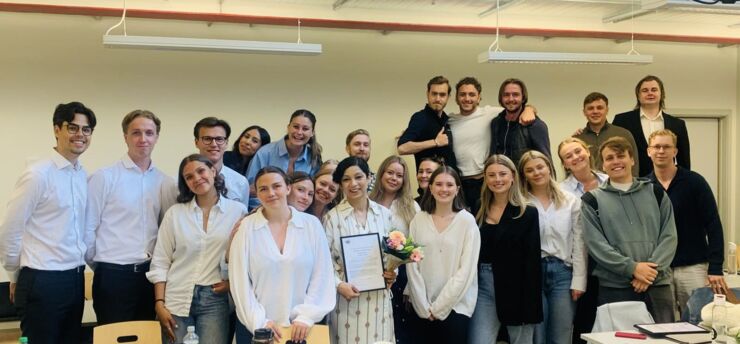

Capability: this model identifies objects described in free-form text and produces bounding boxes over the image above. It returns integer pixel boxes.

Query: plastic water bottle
[728,243,737,275]
[183,326,199,344]
[18,337,28,344]
[712,294,727,344]
[252,328,274,344]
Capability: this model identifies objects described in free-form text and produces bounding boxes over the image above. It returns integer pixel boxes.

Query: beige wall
[0,12,737,276]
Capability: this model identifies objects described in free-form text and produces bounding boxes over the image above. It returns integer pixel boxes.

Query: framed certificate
[340,233,386,292]
[635,322,710,337]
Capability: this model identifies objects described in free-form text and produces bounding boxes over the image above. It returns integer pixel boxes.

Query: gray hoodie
[581,178,677,288]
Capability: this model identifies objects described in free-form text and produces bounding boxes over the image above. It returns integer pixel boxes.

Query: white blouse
[388,199,421,236]
[229,207,336,333]
[146,197,247,317]
[528,191,588,292]
[406,210,480,320]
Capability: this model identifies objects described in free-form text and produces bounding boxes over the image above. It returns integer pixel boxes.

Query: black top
[490,110,551,167]
[647,167,723,274]
[479,203,543,325]
[223,151,251,176]
[613,109,691,177]
[397,104,457,172]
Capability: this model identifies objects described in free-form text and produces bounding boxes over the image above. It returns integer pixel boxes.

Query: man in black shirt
[397,76,457,172]
[646,129,726,314]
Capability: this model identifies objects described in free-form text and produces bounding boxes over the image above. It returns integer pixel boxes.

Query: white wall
[0,11,737,256]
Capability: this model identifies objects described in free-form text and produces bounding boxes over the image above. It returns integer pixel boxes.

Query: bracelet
[155,299,165,304]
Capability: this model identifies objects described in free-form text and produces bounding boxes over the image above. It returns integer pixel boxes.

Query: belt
[23,265,85,274]
[97,261,151,273]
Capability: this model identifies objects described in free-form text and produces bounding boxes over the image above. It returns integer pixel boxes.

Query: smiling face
[346,134,371,161]
[286,115,314,148]
[54,113,92,161]
[256,172,290,208]
[238,129,263,157]
[583,99,608,128]
[501,83,523,113]
[125,116,158,161]
[602,147,635,184]
[416,160,440,190]
[456,84,480,115]
[429,172,459,205]
[647,134,677,169]
[314,174,339,205]
[341,166,369,203]
[523,157,551,189]
[182,160,217,196]
[559,141,591,174]
[638,80,662,108]
[195,126,228,165]
[485,163,514,196]
[381,162,405,194]
[287,179,314,212]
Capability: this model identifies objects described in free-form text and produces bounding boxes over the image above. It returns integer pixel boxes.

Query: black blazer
[480,204,543,325]
[612,109,690,177]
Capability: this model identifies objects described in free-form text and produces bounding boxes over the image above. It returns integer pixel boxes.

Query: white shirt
[448,105,503,177]
[560,172,608,197]
[388,199,420,236]
[0,150,87,282]
[528,192,587,292]
[406,211,480,320]
[221,165,250,210]
[85,154,178,265]
[229,207,335,333]
[640,109,665,142]
[146,197,247,317]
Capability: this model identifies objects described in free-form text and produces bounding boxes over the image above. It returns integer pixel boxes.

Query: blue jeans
[170,285,230,344]
[469,264,535,344]
[535,257,576,344]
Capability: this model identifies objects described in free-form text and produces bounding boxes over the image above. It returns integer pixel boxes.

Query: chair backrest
[592,301,655,332]
[93,320,162,344]
[277,324,329,344]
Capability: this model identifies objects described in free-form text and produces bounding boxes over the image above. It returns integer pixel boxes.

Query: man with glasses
[646,129,725,315]
[85,110,177,325]
[0,102,96,343]
[193,117,250,210]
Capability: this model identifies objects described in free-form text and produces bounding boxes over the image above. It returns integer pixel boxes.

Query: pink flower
[410,248,423,262]
[388,231,406,246]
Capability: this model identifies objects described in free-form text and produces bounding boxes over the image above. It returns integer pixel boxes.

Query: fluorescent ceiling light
[103,35,322,55]
[478,51,653,64]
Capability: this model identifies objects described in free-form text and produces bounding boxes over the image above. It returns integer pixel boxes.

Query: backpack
[581,182,664,213]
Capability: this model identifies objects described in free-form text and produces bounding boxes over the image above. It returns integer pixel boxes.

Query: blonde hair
[519,150,567,209]
[557,137,595,176]
[648,129,677,146]
[477,155,528,225]
[370,156,416,227]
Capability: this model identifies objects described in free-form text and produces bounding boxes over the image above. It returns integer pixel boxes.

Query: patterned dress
[324,199,395,344]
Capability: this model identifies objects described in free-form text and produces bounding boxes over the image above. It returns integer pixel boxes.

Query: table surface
[582,331,675,344]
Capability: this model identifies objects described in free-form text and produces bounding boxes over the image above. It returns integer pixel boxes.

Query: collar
[584,121,611,134]
[188,196,226,213]
[334,198,381,219]
[423,104,447,120]
[640,109,664,121]
[277,138,309,161]
[51,148,81,171]
[121,154,154,172]
[252,206,305,230]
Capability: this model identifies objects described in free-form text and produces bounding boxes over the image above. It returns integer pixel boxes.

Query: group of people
[0,73,725,344]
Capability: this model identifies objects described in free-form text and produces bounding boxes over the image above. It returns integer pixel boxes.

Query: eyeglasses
[199,136,227,145]
[65,123,94,136]
[648,144,675,151]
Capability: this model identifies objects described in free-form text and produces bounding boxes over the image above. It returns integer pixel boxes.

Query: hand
[519,105,536,125]
[383,271,397,289]
[337,282,360,301]
[631,278,650,293]
[212,280,230,294]
[708,275,729,295]
[633,262,658,284]
[290,320,310,342]
[265,320,283,343]
[9,282,15,304]
[572,128,585,136]
[571,289,585,301]
[434,128,449,147]
[155,303,177,343]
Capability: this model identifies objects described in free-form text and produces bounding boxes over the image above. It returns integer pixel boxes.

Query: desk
[582,331,673,344]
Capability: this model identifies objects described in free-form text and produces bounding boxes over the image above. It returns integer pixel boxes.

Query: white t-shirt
[448,105,503,177]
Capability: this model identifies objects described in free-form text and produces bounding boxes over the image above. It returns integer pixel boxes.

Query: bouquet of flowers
[381,230,424,272]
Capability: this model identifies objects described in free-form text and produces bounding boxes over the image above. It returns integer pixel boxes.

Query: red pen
[615,332,647,340]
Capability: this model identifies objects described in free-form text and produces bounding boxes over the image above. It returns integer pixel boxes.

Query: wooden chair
[93,320,161,344]
[84,271,93,301]
[277,324,329,344]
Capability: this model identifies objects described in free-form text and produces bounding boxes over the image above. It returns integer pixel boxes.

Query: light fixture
[102,0,321,55]
[479,0,652,64]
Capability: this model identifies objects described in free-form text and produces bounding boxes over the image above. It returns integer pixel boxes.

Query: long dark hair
[289,110,322,170]
[420,166,466,214]
[176,154,227,203]
[230,125,271,154]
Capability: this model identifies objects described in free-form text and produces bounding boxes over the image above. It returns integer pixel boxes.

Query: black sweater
[647,167,724,275]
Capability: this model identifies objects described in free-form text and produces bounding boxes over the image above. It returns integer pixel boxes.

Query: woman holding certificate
[406,166,481,343]
[229,166,335,344]
[324,157,396,344]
